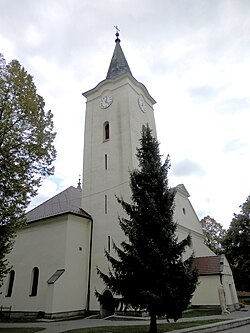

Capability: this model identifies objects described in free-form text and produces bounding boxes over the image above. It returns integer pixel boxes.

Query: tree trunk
[149,312,157,333]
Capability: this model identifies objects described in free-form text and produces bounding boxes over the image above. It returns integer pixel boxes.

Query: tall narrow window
[30,267,39,296]
[105,154,108,170]
[104,122,109,141]
[104,195,108,214]
[6,270,15,297]
[107,236,111,253]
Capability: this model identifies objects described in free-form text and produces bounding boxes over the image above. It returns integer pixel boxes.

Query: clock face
[138,98,146,112]
[101,95,113,109]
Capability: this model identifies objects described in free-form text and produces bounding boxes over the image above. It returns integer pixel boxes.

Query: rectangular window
[104,195,108,214]
[105,154,108,170]
[47,269,65,284]
[107,236,111,253]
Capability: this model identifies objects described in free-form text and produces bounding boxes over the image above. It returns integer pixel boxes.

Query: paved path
[217,324,250,333]
[0,306,249,333]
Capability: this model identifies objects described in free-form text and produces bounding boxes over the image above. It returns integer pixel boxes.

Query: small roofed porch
[191,254,239,312]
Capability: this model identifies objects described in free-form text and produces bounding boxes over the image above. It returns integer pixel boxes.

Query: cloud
[218,98,250,114]
[188,85,220,101]
[172,159,206,177]
[1,0,250,229]
[223,138,248,154]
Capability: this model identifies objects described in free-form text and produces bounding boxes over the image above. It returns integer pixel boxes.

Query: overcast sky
[1,0,250,228]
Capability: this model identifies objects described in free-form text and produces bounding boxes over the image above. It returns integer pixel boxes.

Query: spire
[106,27,132,79]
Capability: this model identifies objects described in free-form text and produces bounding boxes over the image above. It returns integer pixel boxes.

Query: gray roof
[26,186,91,223]
[106,36,132,79]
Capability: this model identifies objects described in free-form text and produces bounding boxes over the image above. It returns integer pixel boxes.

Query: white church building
[0,32,239,319]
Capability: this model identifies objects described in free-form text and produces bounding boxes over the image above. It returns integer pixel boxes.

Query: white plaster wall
[191,274,239,309]
[221,256,239,308]
[82,74,157,310]
[0,217,67,312]
[81,72,218,311]
[0,215,91,315]
[176,226,215,259]
[47,215,91,313]
[174,189,215,259]
[174,190,203,235]
[221,255,234,275]
[191,275,221,306]
[82,75,156,199]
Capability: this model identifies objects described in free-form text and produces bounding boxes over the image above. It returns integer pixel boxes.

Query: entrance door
[100,290,115,318]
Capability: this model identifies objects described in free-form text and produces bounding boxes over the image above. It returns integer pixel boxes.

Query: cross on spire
[114,25,120,34]
[114,25,120,42]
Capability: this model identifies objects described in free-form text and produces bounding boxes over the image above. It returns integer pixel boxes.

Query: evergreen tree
[97,124,198,333]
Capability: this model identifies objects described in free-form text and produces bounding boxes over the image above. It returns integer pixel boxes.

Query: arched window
[104,122,109,141]
[6,270,15,297]
[30,267,39,296]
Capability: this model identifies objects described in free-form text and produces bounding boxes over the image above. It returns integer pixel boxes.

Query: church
[0,32,239,319]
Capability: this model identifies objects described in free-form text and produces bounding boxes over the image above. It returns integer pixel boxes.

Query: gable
[175,184,190,197]
[174,184,203,235]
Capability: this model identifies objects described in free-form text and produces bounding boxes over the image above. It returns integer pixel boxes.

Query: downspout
[86,216,93,315]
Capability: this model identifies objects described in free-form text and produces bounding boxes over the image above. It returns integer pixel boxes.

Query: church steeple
[106,28,132,79]
[82,30,157,310]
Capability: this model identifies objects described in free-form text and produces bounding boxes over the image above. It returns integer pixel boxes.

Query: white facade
[174,185,215,259]
[82,71,157,310]
[0,205,91,318]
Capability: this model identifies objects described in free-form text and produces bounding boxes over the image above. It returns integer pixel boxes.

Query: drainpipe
[86,216,93,315]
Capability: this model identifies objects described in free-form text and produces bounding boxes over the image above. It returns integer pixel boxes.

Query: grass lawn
[63,319,224,333]
[0,309,224,333]
[182,308,221,317]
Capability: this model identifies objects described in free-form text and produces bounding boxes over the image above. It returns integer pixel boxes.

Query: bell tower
[82,31,156,309]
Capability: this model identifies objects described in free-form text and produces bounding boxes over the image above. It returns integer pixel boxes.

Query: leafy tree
[0,53,56,288]
[97,124,198,333]
[200,216,227,254]
[223,196,250,291]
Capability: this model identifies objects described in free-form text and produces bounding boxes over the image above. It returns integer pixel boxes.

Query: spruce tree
[97,124,198,333]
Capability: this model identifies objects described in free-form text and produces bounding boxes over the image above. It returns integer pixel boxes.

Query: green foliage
[97,124,198,333]
[200,216,227,254]
[0,53,56,288]
[223,196,250,291]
